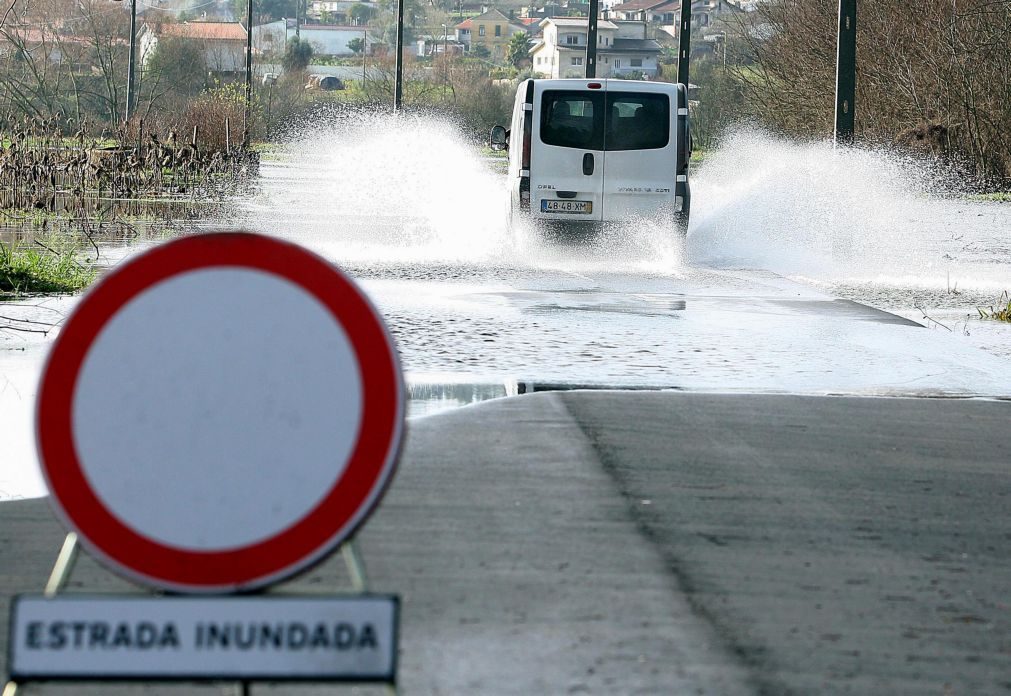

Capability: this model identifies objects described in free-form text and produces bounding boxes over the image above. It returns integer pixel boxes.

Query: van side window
[539,91,605,150]
[605,92,669,150]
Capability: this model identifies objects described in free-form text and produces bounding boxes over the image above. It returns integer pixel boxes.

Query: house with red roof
[454,8,531,59]
[0,25,123,70]
[139,21,248,74]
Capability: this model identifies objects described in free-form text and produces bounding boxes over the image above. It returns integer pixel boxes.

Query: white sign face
[72,267,364,551]
[36,233,405,592]
[9,596,398,681]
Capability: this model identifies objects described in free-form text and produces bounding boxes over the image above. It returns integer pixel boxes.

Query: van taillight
[519,178,530,211]
[522,126,531,169]
[587,82,602,89]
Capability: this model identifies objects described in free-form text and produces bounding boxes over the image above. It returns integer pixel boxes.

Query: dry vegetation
[727,0,1011,187]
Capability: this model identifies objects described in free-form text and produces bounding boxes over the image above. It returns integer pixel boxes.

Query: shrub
[182,83,254,151]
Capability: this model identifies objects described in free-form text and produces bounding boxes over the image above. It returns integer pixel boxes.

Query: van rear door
[531,83,605,223]
[601,83,678,223]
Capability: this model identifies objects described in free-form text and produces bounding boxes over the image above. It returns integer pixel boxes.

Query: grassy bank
[0,240,96,295]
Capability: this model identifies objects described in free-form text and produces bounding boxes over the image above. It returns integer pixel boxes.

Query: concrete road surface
[1,392,1009,694]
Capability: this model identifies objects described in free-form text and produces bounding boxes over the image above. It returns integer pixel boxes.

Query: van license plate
[542,199,592,214]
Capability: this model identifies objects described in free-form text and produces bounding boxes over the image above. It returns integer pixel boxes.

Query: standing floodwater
[231,114,1011,381]
[242,116,1011,285]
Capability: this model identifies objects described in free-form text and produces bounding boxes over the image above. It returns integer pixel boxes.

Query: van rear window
[606,92,670,151]
[540,91,605,150]
[539,90,669,151]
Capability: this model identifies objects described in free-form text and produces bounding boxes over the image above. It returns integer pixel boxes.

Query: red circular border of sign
[36,232,404,592]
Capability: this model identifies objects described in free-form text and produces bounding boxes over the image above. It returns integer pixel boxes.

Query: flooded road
[3,115,1011,500]
[230,115,1011,388]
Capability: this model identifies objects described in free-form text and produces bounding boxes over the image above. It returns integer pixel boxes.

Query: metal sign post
[4,232,405,694]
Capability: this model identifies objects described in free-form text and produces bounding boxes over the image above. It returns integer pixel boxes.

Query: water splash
[239,112,687,275]
[688,127,1011,299]
[242,112,508,263]
[238,117,1009,296]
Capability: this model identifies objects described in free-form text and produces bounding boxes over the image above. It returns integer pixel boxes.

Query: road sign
[35,232,404,593]
[9,595,398,681]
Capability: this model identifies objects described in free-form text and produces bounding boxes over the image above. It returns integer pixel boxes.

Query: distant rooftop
[542,17,619,28]
[159,21,247,41]
[611,0,671,11]
[610,37,662,51]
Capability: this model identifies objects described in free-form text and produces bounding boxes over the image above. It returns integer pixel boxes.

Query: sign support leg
[3,533,81,694]
[341,538,369,593]
[44,532,79,597]
[340,539,399,696]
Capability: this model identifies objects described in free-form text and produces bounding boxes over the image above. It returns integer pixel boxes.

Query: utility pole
[677,0,691,87]
[442,24,448,85]
[834,0,856,144]
[295,0,301,38]
[394,0,404,110]
[362,27,367,84]
[125,0,137,121]
[243,0,253,148]
[584,0,598,78]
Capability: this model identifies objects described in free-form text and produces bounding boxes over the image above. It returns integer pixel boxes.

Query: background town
[2,0,1010,188]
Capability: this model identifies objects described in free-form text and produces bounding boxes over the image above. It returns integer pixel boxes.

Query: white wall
[253,21,367,57]
[300,26,367,56]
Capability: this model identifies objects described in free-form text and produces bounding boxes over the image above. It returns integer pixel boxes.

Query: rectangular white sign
[9,595,398,681]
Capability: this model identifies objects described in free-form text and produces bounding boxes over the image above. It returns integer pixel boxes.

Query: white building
[610,0,744,29]
[253,19,371,57]
[139,21,247,73]
[308,1,377,24]
[529,17,662,79]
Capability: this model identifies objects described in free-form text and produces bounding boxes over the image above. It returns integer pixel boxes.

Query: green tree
[142,37,208,112]
[230,0,302,24]
[506,31,528,68]
[472,44,490,59]
[282,37,313,72]
[347,37,366,54]
[350,2,373,24]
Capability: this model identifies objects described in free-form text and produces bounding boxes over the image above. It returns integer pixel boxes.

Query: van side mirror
[489,125,508,150]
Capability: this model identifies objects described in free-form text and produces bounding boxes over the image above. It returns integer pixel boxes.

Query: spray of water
[240,112,687,274]
[688,127,1011,300]
[240,116,1009,296]
[243,112,507,263]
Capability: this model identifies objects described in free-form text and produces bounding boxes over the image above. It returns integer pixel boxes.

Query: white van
[491,78,691,233]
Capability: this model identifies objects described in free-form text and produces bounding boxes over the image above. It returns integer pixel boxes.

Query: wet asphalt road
[3,128,1011,692]
[2,391,1010,694]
